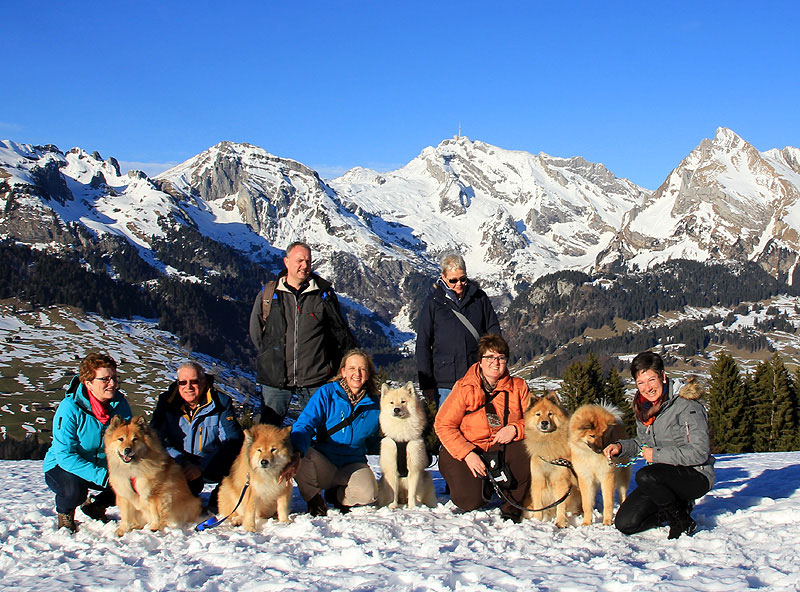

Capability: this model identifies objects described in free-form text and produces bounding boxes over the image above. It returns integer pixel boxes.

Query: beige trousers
[295,447,378,507]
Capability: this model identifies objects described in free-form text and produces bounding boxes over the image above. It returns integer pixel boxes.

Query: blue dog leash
[195,473,250,532]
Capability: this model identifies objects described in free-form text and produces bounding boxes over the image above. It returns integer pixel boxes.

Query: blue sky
[2,1,798,189]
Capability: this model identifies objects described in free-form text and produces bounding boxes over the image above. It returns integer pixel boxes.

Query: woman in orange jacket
[434,334,531,522]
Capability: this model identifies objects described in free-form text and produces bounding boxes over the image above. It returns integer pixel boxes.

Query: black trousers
[439,439,531,516]
[185,439,242,496]
[44,465,116,514]
[615,463,711,535]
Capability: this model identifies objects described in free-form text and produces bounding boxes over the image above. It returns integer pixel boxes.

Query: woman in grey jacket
[604,351,714,539]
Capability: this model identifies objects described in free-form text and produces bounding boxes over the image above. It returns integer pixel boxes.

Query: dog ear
[281,425,292,437]
[243,428,254,446]
[108,415,125,430]
[381,383,389,397]
[404,381,415,396]
[133,416,147,428]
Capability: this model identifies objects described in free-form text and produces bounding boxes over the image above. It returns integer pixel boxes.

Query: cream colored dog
[376,382,436,509]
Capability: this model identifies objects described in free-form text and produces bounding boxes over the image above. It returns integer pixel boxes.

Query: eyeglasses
[178,379,202,387]
[92,375,118,384]
[446,276,468,286]
[481,355,508,364]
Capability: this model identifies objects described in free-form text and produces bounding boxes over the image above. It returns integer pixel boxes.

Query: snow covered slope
[1,452,798,590]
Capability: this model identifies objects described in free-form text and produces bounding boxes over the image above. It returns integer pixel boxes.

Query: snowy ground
[1,452,799,591]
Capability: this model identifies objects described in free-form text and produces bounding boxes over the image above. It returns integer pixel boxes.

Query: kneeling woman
[289,349,381,516]
[434,334,531,522]
[43,352,132,532]
[604,351,714,538]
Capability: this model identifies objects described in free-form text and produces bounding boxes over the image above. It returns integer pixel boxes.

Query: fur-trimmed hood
[677,376,705,401]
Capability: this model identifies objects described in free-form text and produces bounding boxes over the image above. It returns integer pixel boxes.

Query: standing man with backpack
[250,241,357,426]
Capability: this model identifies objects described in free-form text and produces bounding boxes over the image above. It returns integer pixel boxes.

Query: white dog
[376,382,437,509]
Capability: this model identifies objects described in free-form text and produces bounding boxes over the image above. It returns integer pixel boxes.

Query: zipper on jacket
[685,421,690,443]
[292,294,300,387]
[197,426,203,453]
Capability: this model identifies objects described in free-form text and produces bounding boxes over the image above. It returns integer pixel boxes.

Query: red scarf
[633,391,664,426]
[87,388,112,425]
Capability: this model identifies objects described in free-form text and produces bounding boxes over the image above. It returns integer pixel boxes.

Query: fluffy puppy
[217,424,294,531]
[105,415,202,536]
[377,382,436,509]
[523,392,580,527]
[568,403,631,526]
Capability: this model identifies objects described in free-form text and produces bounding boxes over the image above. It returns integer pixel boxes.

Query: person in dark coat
[249,241,357,425]
[416,252,501,407]
[151,361,243,511]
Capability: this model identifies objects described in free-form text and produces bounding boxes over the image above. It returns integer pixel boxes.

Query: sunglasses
[178,379,202,387]
[445,276,468,286]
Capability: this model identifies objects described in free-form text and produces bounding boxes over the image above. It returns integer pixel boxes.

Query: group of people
[44,242,714,539]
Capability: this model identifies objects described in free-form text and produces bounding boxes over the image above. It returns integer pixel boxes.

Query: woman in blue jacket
[289,348,381,516]
[43,352,132,532]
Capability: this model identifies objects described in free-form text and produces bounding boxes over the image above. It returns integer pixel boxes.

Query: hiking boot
[482,478,495,501]
[307,493,328,517]
[500,509,522,524]
[664,503,697,539]
[325,487,350,514]
[57,510,77,532]
[206,485,220,515]
[80,500,109,523]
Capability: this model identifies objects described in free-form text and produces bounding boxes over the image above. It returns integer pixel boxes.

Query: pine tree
[584,352,605,405]
[560,360,587,412]
[604,366,635,436]
[768,354,797,452]
[794,367,800,450]
[707,352,751,453]
[560,352,605,412]
[750,360,774,453]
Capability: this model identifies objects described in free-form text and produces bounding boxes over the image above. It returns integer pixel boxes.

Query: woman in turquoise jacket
[43,353,132,532]
[289,348,380,516]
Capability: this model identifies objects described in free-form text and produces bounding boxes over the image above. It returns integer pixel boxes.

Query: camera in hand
[480,449,516,490]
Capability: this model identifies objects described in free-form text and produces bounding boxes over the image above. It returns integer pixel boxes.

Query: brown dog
[568,404,631,526]
[105,415,202,536]
[217,424,294,531]
[523,393,581,527]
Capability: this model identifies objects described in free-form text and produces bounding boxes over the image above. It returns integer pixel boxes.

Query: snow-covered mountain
[598,128,800,283]
[2,129,800,335]
[329,137,648,291]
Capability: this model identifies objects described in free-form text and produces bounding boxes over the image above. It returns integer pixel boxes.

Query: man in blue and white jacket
[151,361,243,510]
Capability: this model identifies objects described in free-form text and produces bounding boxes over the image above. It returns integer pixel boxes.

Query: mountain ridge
[2,129,800,350]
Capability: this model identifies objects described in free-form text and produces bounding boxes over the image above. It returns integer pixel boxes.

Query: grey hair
[440,252,467,274]
[177,360,205,377]
[285,241,311,258]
